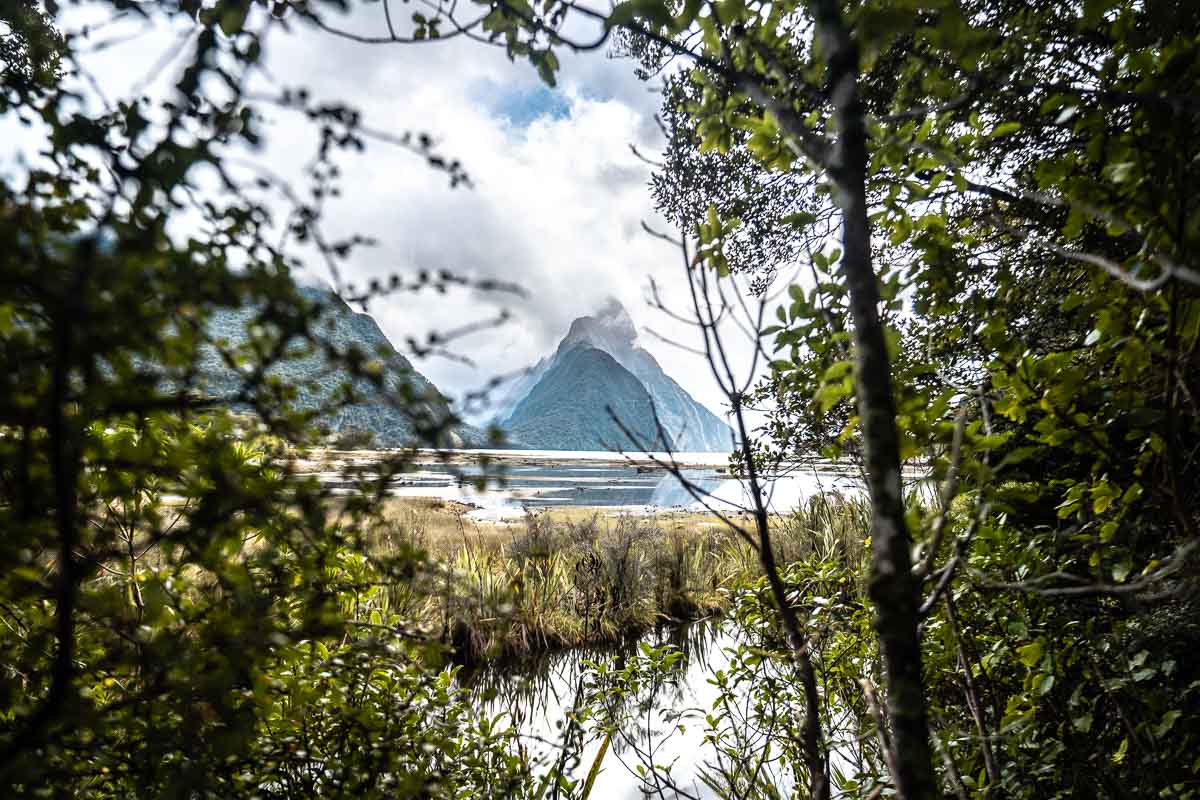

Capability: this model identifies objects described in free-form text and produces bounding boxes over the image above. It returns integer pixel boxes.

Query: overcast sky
[4,3,771,423]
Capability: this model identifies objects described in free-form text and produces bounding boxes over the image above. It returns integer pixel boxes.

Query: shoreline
[297,445,886,475]
[292,447,921,521]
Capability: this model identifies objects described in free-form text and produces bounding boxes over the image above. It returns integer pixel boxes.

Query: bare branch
[914,403,968,579]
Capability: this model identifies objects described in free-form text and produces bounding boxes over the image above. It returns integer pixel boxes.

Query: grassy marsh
[364,495,872,665]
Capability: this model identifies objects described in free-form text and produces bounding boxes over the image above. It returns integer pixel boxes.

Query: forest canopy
[1,0,1197,798]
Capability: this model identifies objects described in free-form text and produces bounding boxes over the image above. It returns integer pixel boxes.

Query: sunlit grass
[360,495,874,665]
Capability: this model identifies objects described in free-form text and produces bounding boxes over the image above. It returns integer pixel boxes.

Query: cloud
[2,2,768,428]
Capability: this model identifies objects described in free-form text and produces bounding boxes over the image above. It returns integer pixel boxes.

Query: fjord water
[330,448,871,517]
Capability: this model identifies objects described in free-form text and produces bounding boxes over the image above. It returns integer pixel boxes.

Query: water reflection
[462,620,746,799]
[647,465,866,512]
[462,611,888,799]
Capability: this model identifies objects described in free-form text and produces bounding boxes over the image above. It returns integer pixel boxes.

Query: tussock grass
[362,495,875,666]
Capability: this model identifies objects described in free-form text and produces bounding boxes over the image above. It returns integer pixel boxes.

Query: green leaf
[1017,641,1044,667]
[781,211,817,228]
[822,361,853,381]
[579,733,611,799]
[218,1,250,36]
[1154,710,1181,738]
[1112,736,1130,764]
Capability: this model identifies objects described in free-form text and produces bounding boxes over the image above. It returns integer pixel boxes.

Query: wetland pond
[460,618,868,799]
[302,449,909,795]
[463,619,758,799]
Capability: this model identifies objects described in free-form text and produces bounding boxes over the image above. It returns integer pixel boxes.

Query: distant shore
[297,445,879,476]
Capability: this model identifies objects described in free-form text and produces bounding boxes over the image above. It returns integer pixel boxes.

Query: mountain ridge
[491,300,734,452]
[200,287,486,448]
[502,344,675,451]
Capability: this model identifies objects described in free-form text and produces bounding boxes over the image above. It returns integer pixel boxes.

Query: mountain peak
[597,295,631,322]
[562,298,637,353]
[494,298,735,452]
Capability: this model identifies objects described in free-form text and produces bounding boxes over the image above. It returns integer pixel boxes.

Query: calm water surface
[462,618,873,798]
[315,449,884,519]
[463,621,758,799]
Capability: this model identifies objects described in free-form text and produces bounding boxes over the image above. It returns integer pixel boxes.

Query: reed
[365,496,877,666]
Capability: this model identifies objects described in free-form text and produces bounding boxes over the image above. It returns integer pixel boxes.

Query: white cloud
[3,2,770,428]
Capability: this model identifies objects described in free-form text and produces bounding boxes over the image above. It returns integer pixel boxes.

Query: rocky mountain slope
[557,300,733,451]
[199,287,484,448]
[502,345,674,451]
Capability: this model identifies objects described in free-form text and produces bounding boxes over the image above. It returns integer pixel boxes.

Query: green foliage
[0,418,528,796]
[0,2,512,795]
[461,0,1200,794]
[5,0,1200,795]
[917,497,1200,798]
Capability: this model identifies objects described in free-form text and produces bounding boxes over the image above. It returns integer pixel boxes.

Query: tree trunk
[810,1,937,797]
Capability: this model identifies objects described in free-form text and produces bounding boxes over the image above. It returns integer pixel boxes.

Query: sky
[3,2,771,425]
